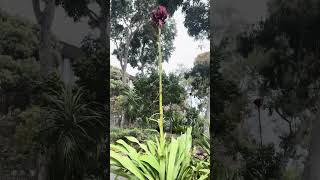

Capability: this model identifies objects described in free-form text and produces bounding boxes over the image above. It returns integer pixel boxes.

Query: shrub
[241,144,282,180]
[110,128,158,144]
[14,106,40,153]
[281,168,301,180]
[214,164,243,180]
[110,128,209,180]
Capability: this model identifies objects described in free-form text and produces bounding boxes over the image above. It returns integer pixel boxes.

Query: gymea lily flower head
[151,5,169,28]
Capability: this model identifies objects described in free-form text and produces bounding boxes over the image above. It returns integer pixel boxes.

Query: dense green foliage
[158,0,209,39]
[0,11,38,59]
[133,70,187,127]
[41,86,106,179]
[14,106,40,153]
[240,145,282,179]
[211,44,241,138]
[73,37,109,104]
[0,11,40,114]
[213,0,320,179]
[111,128,158,144]
[128,19,176,72]
[111,128,209,180]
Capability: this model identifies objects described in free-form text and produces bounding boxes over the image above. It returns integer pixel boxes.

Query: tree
[211,44,240,137]
[182,0,209,39]
[0,10,39,59]
[0,12,41,113]
[55,0,109,46]
[0,56,40,113]
[0,11,44,179]
[159,0,209,39]
[111,0,175,83]
[31,0,63,175]
[186,52,209,100]
[73,37,109,105]
[32,0,110,76]
[128,19,176,74]
[236,0,320,178]
[32,0,61,78]
[133,70,186,128]
[185,52,210,134]
[121,88,142,126]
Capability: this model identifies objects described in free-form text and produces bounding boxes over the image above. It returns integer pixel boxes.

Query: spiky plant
[41,86,105,179]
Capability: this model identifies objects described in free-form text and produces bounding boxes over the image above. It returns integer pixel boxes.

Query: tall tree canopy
[128,19,176,74]
[0,11,40,113]
[159,0,209,39]
[111,0,176,82]
[55,0,109,44]
[133,70,186,126]
[236,0,320,178]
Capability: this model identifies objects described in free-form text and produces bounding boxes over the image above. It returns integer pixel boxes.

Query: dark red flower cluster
[151,5,168,28]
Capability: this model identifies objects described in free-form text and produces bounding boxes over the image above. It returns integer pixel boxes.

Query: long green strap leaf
[167,138,178,180]
[110,151,145,180]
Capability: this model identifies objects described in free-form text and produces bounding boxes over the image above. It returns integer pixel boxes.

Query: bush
[110,128,158,144]
[110,128,210,180]
[241,144,282,180]
[281,168,301,180]
[14,106,40,153]
[163,107,205,139]
[214,163,243,180]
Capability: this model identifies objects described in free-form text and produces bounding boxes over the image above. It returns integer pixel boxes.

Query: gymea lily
[110,5,208,180]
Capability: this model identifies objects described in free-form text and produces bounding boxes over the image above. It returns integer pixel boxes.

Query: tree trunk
[32,0,56,78]
[121,63,127,84]
[120,110,126,128]
[120,59,128,128]
[99,0,109,48]
[32,1,56,179]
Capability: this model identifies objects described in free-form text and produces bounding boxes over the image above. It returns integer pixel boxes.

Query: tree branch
[275,107,290,123]
[138,42,146,61]
[275,106,293,134]
[122,17,130,27]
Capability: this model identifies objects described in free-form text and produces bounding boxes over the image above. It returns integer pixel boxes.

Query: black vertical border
[106,0,111,179]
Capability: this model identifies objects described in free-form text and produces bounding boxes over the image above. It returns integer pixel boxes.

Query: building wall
[59,57,76,85]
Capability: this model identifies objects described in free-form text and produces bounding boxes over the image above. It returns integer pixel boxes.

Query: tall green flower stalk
[158,27,164,145]
[152,5,168,144]
[152,5,168,179]
[157,26,167,180]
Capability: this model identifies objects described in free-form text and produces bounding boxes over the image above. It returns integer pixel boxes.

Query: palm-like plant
[122,88,142,126]
[41,86,105,179]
